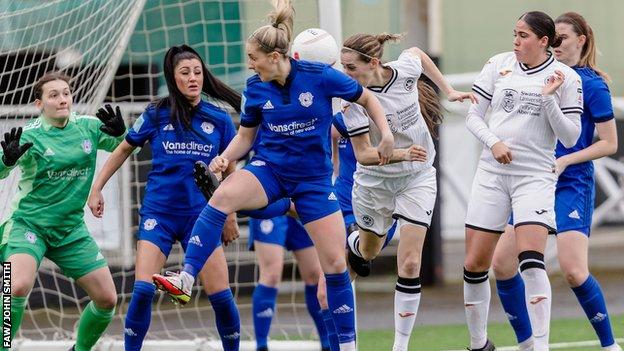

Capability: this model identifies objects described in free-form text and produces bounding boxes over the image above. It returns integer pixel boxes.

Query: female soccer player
[152,1,395,349]
[87,45,241,351]
[0,72,126,351]
[339,33,473,351]
[491,12,621,351]
[463,11,583,351]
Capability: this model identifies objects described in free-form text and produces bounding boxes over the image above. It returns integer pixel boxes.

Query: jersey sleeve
[341,100,370,137]
[322,66,364,102]
[392,50,423,78]
[471,55,499,102]
[585,78,614,123]
[125,109,156,147]
[331,112,350,139]
[558,71,584,117]
[219,114,237,154]
[239,87,262,128]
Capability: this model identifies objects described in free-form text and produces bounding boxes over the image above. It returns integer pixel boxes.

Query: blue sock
[321,309,340,351]
[208,289,240,351]
[572,275,615,347]
[496,273,532,343]
[124,281,156,351]
[305,285,330,349]
[183,205,226,277]
[239,198,290,219]
[252,284,278,349]
[325,271,356,345]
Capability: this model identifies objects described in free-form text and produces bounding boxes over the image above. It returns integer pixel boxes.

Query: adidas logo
[590,312,607,324]
[505,313,517,321]
[568,210,580,219]
[256,308,274,318]
[163,124,174,131]
[328,192,337,201]
[44,148,55,156]
[262,100,274,110]
[333,304,353,314]
[189,235,203,247]
[124,328,137,336]
[96,252,104,261]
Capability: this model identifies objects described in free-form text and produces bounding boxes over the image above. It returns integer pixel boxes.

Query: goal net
[0,1,327,350]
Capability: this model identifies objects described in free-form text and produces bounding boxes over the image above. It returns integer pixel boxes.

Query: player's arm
[210,126,258,173]
[354,89,394,164]
[331,126,341,178]
[88,140,136,218]
[0,127,33,178]
[542,70,581,148]
[405,47,475,103]
[350,133,427,165]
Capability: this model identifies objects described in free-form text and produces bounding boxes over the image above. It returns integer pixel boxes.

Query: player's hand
[491,141,512,164]
[448,89,477,104]
[542,70,565,96]
[404,145,427,162]
[555,156,569,176]
[209,155,229,174]
[221,213,239,246]
[88,188,105,218]
[1,127,33,167]
[377,132,394,165]
[96,104,126,137]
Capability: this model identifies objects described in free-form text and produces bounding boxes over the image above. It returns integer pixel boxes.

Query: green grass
[358,314,624,350]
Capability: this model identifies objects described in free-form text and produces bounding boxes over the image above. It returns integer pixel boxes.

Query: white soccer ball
[291,28,339,66]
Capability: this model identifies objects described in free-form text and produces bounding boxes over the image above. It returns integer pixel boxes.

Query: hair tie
[271,22,279,28]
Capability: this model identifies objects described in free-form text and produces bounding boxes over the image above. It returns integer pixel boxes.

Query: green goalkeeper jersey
[0,113,125,232]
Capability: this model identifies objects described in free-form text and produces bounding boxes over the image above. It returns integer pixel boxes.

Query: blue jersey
[240,58,363,180]
[332,112,356,186]
[555,67,614,177]
[126,101,236,215]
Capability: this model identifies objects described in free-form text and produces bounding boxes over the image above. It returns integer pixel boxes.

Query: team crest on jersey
[81,140,93,154]
[404,77,416,91]
[143,218,157,231]
[201,122,215,134]
[24,231,37,244]
[298,92,314,107]
[260,219,274,234]
[361,215,374,227]
[501,89,518,113]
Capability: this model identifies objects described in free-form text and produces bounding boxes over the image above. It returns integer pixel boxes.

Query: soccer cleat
[347,249,372,277]
[468,339,496,351]
[193,160,220,201]
[153,271,191,306]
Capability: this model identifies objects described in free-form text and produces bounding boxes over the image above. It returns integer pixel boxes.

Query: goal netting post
[1,1,333,350]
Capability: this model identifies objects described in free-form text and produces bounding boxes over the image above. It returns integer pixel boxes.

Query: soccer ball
[291,28,339,66]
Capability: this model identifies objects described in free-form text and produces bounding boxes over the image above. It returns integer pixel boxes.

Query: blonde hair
[249,0,295,54]
[555,12,610,82]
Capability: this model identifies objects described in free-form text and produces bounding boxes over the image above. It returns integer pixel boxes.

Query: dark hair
[33,71,72,100]
[156,45,241,130]
[248,0,294,54]
[555,12,610,82]
[519,11,562,48]
[342,33,444,137]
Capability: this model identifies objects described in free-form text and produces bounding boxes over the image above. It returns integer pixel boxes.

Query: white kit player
[340,32,474,351]
[462,11,583,351]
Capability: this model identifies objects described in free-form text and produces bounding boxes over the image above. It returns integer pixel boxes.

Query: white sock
[180,271,195,291]
[393,277,422,351]
[339,340,356,351]
[603,343,623,351]
[518,336,534,351]
[463,268,491,349]
[347,230,362,257]
[519,251,551,351]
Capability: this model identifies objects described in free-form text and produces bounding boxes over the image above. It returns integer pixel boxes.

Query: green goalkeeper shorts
[0,218,108,280]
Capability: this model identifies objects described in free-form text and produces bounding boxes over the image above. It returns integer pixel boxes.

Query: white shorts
[465,168,557,234]
[352,166,437,236]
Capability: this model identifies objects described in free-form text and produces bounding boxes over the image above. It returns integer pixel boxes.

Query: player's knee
[491,257,516,280]
[259,271,282,287]
[322,255,347,273]
[561,265,588,287]
[11,279,33,297]
[208,188,237,212]
[359,246,378,261]
[464,257,490,273]
[94,290,118,310]
[398,256,421,277]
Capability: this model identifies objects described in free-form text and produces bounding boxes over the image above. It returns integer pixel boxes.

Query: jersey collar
[39,112,75,131]
[518,52,554,75]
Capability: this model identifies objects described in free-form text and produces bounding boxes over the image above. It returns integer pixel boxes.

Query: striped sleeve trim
[560,106,584,115]
[347,125,369,137]
[472,85,492,100]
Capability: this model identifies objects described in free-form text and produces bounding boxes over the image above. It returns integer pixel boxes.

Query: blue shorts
[248,216,314,251]
[508,174,594,236]
[138,207,220,256]
[244,159,341,224]
[335,178,355,229]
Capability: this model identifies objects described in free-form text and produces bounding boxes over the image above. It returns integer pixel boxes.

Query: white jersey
[342,50,435,178]
[469,52,583,175]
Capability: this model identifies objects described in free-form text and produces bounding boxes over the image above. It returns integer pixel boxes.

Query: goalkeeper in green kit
[0,72,127,350]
